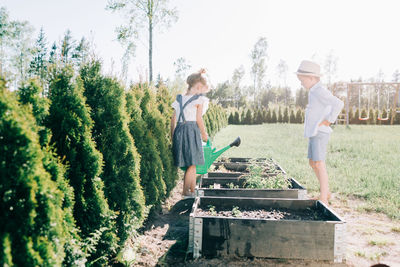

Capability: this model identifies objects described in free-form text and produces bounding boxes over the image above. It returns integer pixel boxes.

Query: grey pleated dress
[172,94,205,167]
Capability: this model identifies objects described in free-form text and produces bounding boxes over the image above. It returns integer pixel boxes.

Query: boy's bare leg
[309,159,331,203]
[183,165,196,195]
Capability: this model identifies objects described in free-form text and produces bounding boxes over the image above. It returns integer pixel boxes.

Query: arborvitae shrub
[271,109,277,123]
[278,107,283,123]
[289,109,296,123]
[243,109,253,124]
[255,109,263,124]
[156,85,178,196]
[47,66,118,265]
[17,78,85,265]
[1,79,69,266]
[354,108,360,124]
[80,62,145,246]
[18,79,51,146]
[283,107,289,123]
[234,111,240,124]
[141,86,175,198]
[266,108,272,123]
[228,112,234,124]
[348,107,354,124]
[295,109,302,123]
[126,85,166,206]
[240,109,246,124]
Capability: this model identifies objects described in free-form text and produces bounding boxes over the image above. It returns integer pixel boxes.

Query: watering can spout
[229,137,241,147]
[210,136,241,163]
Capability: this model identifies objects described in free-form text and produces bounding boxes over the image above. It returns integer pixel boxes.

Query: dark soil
[196,206,331,221]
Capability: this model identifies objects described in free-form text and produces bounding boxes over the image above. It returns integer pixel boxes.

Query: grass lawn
[212,124,400,219]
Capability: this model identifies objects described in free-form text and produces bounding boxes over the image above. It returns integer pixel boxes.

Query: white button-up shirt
[304,82,344,138]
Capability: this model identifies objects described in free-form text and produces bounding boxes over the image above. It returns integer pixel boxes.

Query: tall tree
[324,50,338,88]
[250,37,268,107]
[107,0,178,82]
[276,59,288,88]
[9,20,34,86]
[29,27,48,86]
[72,37,90,68]
[0,7,12,77]
[231,65,245,108]
[60,30,76,64]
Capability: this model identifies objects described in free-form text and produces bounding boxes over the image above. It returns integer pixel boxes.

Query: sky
[2,0,400,91]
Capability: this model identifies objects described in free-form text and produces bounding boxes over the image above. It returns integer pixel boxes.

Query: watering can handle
[206,139,212,147]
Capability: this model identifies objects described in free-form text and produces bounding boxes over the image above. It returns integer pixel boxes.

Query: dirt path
[127,180,400,267]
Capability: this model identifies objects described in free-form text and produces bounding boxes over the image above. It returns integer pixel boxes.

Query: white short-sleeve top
[172,94,209,122]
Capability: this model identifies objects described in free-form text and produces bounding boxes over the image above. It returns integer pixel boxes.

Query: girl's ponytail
[187,68,207,89]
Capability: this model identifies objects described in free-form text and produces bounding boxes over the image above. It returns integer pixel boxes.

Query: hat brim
[294,71,322,77]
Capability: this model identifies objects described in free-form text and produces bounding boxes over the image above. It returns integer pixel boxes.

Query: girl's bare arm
[196,104,208,141]
[170,110,176,139]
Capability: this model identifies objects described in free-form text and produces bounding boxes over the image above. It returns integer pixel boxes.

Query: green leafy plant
[227,182,239,189]
[244,164,291,189]
[208,205,217,216]
[232,206,242,217]
[209,185,214,189]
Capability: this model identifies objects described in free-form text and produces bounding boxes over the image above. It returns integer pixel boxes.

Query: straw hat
[295,60,323,77]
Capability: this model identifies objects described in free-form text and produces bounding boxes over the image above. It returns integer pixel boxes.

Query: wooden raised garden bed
[188,197,346,263]
[197,174,307,199]
[198,157,306,199]
[209,157,286,177]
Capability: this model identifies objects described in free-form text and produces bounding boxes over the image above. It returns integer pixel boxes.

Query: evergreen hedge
[80,61,145,247]
[126,84,166,206]
[0,78,78,266]
[17,78,85,265]
[46,67,118,265]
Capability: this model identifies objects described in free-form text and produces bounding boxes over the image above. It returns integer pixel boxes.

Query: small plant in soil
[208,205,217,216]
[227,182,239,189]
[244,164,291,189]
[232,206,242,217]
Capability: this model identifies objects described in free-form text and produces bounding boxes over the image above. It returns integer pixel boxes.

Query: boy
[295,60,344,205]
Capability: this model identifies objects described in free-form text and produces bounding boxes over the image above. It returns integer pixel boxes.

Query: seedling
[208,205,217,216]
[232,206,242,217]
[244,163,291,189]
[227,182,239,189]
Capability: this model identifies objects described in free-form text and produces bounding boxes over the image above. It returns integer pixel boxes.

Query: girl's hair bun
[198,68,206,74]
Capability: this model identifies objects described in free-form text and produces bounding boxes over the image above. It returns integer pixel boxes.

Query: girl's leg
[183,165,196,195]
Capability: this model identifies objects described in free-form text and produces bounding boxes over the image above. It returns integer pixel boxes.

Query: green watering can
[181,136,241,174]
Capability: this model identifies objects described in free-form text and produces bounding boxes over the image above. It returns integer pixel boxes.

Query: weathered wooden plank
[202,218,337,260]
[198,176,307,199]
[190,197,346,262]
[197,188,301,199]
[207,172,243,178]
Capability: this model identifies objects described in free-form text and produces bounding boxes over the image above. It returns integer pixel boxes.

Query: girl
[171,69,210,197]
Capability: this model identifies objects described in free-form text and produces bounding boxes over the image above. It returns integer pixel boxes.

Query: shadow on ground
[153,198,194,266]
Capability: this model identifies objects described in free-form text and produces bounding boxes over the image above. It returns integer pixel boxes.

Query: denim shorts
[308,131,330,161]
